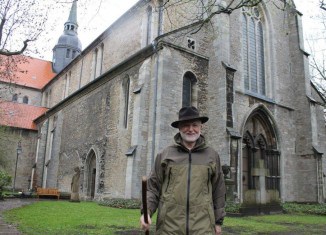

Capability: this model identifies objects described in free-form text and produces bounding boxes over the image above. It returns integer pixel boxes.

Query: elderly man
[140,106,226,235]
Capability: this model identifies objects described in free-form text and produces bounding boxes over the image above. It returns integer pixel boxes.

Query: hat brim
[171,116,209,128]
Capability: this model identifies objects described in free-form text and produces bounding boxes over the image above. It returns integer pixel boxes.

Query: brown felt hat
[171,106,209,128]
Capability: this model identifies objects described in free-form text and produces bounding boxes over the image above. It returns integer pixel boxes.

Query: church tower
[52,0,82,73]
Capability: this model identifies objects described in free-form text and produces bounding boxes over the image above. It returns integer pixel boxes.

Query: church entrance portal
[242,109,280,207]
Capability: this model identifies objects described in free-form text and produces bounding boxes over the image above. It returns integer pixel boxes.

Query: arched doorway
[242,109,280,205]
[86,150,97,199]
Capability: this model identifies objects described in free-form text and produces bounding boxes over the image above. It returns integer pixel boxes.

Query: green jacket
[146,133,226,234]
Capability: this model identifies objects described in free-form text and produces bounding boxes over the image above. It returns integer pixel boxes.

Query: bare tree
[309,42,326,100]
[0,0,52,56]
[156,0,291,34]
[321,0,326,11]
[0,0,55,102]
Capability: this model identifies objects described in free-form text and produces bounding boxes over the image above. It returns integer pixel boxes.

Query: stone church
[1,0,325,206]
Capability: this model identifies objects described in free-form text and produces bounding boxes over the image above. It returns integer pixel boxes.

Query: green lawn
[223,215,326,235]
[3,201,326,235]
[4,201,145,234]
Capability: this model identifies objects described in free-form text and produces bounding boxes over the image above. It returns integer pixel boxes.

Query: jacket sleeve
[212,152,226,223]
[141,152,164,217]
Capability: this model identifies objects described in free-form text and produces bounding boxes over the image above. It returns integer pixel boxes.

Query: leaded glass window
[182,72,197,107]
[242,7,265,96]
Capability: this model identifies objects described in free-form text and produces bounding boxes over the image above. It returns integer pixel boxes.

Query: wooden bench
[36,188,60,199]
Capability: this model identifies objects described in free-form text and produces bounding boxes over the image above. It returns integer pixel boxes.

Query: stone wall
[0,84,42,106]
[0,128,38,191]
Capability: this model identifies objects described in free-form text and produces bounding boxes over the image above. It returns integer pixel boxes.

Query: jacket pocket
[156,201,167,233]
[189,203,215,234]
[163,166,179,196]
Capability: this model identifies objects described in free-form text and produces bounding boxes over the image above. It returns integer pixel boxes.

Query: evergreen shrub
[282,202,326,216]
[98,198,141,209]
[0,170,12,200]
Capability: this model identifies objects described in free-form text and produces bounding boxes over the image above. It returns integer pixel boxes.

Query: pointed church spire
[65,0,78,35]
[68,0,78,24]
[52,0,82,73]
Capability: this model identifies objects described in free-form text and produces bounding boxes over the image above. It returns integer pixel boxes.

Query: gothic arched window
[242,7,265,96]
[99,43,104,75]
[93,48,98,80]
[182,71,197,107]
[122,76,130,128]
[92,45,104,80]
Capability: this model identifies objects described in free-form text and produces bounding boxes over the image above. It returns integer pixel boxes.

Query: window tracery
[242,7,266,96]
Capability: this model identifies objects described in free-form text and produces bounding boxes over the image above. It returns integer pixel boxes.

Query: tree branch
[0,39,31,56]
[321,0,326,11]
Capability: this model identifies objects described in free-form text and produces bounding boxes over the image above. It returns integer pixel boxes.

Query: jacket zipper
[186,151,192,235]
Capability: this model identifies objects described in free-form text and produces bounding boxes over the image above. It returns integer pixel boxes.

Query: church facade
[2,0,326,205]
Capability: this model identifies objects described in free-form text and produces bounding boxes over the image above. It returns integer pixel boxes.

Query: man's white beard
[180,132,200,144]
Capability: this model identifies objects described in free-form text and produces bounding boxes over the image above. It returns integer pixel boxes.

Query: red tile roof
[0,100,48,130]
[0,55,56,89]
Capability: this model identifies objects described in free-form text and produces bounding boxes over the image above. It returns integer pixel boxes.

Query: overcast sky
[36,0,323,61]
[37,0,138,60]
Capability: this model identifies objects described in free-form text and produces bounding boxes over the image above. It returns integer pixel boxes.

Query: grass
[4,201,147,234]
[223,215,326,235]
[3,200,326,235]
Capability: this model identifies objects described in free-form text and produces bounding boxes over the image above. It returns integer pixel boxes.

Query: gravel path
[0,198,38,235]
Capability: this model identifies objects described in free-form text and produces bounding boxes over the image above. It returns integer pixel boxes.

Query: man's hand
[140,214,152,231]
[215,225,222,235]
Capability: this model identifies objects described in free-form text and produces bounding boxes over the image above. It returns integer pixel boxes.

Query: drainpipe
[150,0,163,167]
